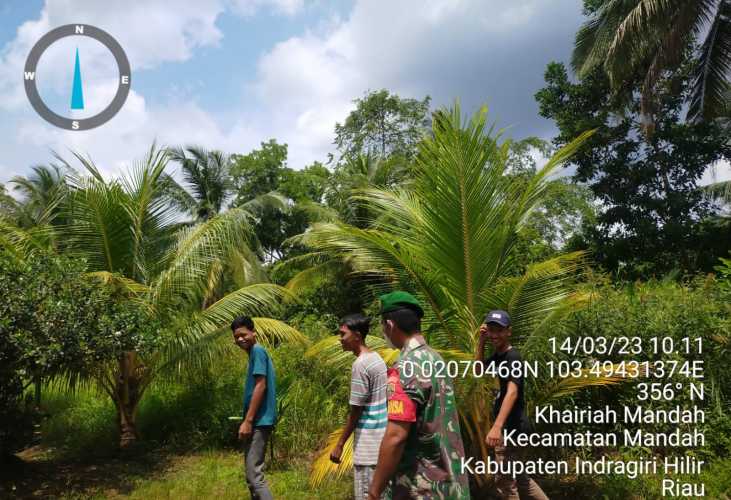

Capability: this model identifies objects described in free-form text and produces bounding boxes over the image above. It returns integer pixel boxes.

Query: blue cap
[484,310,511,327]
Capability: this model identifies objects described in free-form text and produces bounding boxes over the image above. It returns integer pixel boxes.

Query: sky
[0,0,728,186]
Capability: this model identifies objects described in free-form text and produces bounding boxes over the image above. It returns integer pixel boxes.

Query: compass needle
[71,47,84,110]
[24,24,130,130]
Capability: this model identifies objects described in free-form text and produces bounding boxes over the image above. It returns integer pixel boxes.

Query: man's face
[338,325,360,353]
[233,326,255,351]
[485,323,511,349]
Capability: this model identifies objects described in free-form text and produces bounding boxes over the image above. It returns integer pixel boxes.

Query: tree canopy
[536,61,731,277]
[333,89,431,161]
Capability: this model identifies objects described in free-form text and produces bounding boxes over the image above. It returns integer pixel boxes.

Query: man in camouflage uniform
[368,291,470,500]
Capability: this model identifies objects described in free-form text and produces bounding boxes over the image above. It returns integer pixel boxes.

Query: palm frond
[285,258,346,292]
[310,428,354,487]
[239,191,289,214]
[532,364,629,407]
[689,0,731,121]
[572,0,634,78]
[150,208,256,311]
[88,271,150,297]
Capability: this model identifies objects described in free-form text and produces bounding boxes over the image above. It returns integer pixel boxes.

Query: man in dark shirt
[476,310,547,500]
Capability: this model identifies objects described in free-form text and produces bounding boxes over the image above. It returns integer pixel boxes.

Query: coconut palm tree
[163,146,234,222]
[572,0,731,124]
[0,184,18,221]
[32,145,305,448]
[326,153,409,227]
[10,164,68,229]
[297,105,622,485]
[0,165,68,256]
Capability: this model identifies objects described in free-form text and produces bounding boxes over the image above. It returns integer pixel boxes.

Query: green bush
[41,386,118,458]
[544,276,731,499]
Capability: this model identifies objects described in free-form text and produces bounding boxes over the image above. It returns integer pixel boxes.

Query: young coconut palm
[296,104,623,485]
[50,145,305,448]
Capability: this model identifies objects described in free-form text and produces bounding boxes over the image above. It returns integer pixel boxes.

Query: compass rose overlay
[23,24,131,131]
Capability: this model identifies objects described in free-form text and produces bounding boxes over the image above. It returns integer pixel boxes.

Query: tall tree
[334,89,431,161]
[572,0,731,124]
[536,61,731,276]
[165,146,233,221]
[231,140,330,262]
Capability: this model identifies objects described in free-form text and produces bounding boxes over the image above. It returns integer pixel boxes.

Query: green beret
[379,291,424,318]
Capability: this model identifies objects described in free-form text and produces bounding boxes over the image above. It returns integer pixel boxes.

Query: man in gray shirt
[330,314,388,500]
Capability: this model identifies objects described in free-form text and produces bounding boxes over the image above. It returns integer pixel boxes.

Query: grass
[105,452,351,500]
[3,449,351,499]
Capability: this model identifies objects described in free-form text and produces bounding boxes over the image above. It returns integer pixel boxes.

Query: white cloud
[13,89,262,180]
[0,0,313,181]
[228,0,305,17]
[246,0,584,167]
[1,0,585,183]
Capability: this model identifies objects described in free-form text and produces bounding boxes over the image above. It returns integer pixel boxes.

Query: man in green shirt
[368,291,470,500]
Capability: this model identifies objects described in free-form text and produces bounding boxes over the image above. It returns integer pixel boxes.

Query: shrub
[548,275,730,462]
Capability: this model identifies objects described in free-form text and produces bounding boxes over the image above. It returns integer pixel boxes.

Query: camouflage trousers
[390,472,470,499]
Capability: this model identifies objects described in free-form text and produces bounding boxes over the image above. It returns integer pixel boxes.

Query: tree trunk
[114,351,145,449]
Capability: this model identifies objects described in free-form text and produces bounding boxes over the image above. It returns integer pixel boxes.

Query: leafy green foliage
[231,139,289,203]
[334,89,431,161]
[536,62,731,277]
[562,276,729,453]
[0,249,157,455]
[715,252,731,297]
[9,164,68,229]
[0,250,159,380]
[230,140,331,261]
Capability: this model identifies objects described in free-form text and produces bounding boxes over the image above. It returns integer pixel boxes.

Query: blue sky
[1,0,727,186]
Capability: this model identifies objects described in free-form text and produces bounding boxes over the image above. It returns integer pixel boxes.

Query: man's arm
[330,405,364,463]
[485,380,518,447]
[239,375,266,440]
[367,420,411,500]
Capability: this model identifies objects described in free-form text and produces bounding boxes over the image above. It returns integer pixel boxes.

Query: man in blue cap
[476,310,547,500]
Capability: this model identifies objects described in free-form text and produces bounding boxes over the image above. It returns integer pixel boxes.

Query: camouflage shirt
[386,334,470,499]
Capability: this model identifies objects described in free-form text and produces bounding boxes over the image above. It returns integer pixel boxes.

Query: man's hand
[238,420,253,441]
[478,323,488,341]
[485,424,503,448]
[329,443,343,464]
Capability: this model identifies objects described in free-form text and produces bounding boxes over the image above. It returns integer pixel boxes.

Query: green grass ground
[3,450,351,500]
